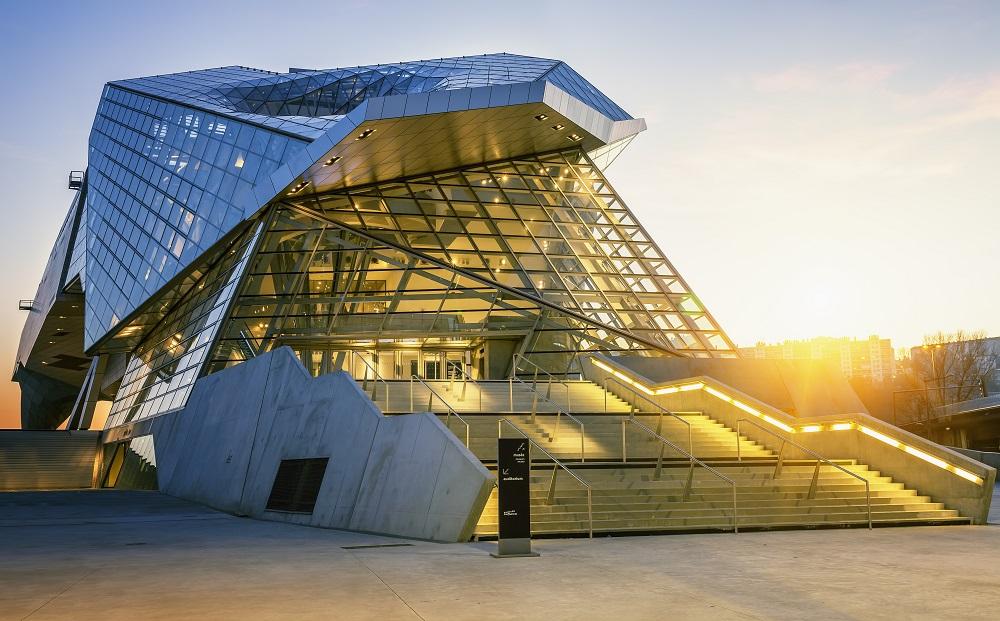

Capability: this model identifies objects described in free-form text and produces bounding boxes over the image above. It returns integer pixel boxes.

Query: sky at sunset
[1,1,998,428]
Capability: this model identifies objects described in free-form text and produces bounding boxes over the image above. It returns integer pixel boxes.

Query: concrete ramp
[126,346,494,542]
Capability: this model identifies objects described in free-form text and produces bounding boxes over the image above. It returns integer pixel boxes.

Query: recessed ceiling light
[356,129,376,140]
[286,180,310,196]
[534,114,548,121]
[567,133,583,142]
[323,156,342,166]
[551,124,565,131]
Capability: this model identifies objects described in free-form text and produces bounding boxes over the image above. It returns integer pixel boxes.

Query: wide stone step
[480,495,935,515]
[481,502,948,522]
[475,510,967,533]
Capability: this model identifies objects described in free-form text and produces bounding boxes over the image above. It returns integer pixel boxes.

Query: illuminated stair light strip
[857,425,984,486]
[590,358,985,486]
[859,425,901,448]
[761,415,795,433]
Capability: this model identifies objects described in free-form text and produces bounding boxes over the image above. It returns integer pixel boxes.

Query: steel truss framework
[105,148,735,427]
[210,148,735,369]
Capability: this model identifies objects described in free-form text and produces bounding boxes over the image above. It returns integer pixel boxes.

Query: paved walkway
[1,490,998,621]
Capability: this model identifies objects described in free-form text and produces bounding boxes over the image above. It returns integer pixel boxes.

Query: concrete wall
[950,447,1000,470]
[124,347,492,542]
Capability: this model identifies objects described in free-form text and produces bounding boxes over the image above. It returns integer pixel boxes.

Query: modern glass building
[16,53,734,432]
[15,54,991,540]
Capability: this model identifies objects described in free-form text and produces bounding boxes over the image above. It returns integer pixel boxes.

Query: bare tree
[914,330,996,407]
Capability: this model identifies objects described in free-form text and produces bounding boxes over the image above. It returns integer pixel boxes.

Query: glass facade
[84,85,307,348]
[219,53,630,122]
[203,148,733,384]
[105,223,260,427]
[81,54,637,351]
[70,53,739,430]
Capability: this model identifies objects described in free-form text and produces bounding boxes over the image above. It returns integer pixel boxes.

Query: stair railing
[342,352,391,411]
[623,414,739,533]
[498,418,593,538]
[736,418,872,529]
[510,353,572,413]
[410,375,470,446]
[509,375,586,462]
[603,376,693,458]
[446,362,483,412]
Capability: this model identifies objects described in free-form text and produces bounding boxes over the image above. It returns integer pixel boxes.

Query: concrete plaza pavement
[1,489,998,621]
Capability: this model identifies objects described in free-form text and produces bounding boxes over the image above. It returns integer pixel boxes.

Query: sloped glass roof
[111,53,632,141]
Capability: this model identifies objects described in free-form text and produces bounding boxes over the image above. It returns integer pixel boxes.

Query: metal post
[773,440,786,478]
[655,443,665,481]
[587,489,593,539]
[732,484,739,534]
[509,376,513,413]
[621,418,627,463]
[865,482,872,530]
[682,463,694,501]
[807,461,820,499]
[547,467,558,504]
[736,423,742,462]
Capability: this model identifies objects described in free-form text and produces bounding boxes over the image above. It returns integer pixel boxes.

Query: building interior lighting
[356,128,376,140]
[323,156,342,166]
[534,114,548,121]
[567,133,583,142]
[551,124,565,131]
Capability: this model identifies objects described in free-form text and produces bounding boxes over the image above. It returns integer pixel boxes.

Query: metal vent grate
[265,458,329,513]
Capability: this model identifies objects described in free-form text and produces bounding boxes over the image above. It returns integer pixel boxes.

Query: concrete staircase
[474,462,968,536]
[360,376,973,537]
[0,431,100,491]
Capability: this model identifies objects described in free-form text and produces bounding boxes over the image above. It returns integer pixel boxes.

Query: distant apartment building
[739,336,895,382]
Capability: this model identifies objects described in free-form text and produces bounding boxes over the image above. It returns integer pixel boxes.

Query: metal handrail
[498,418,593,538]
[342,351,390,410]
[446,361,483,412]
[510,353,572,412]
[509,375,586,462]
[624,415,739,533]
[603,376,693,458]
[737,418,872,529]
[410,375,470,446]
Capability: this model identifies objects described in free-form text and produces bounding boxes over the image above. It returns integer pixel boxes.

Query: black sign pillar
[492,437,539,558]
